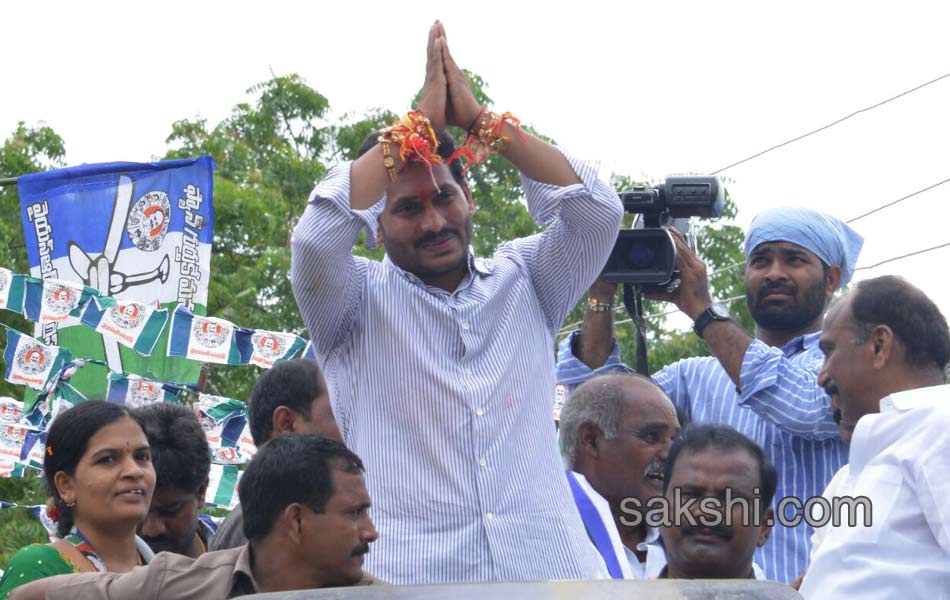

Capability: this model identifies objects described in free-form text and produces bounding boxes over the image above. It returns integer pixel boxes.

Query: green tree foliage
[0,75,753,565]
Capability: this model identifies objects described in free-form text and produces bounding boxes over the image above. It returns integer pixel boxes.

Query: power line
[559,241,950,337]
[855,241,950,271]
[701,177,950,280]
[709,70,950,175]
[845,177,950,224]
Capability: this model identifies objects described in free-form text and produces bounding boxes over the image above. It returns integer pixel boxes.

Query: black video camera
[601,176,724,290]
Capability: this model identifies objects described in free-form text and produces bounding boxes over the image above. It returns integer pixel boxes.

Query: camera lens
[625,242,657,269]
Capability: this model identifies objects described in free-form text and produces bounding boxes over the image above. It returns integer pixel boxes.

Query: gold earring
[64,498,76,508]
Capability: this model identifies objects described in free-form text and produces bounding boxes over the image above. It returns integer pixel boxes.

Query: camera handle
[622,283,650,375]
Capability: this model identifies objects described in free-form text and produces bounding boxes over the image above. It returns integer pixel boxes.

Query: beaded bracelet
[449,110,525,175]
[378,110,442,186]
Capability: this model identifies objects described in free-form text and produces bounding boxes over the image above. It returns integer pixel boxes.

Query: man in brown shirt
[211,358,343,552]
[10,434,379,599]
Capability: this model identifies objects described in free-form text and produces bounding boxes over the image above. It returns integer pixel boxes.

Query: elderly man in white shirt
[800,275,950,599]
[558,373,680,579]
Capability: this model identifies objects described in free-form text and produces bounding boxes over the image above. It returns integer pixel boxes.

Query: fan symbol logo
[0,425,27,446]
[193,319,229,349]
[126,191,171,252]
[43,285,78,316]
[15,344,50,375]
[109,303,146,329]
[0,401,22,424]
[252,333,286,359]
[129,380,161,407]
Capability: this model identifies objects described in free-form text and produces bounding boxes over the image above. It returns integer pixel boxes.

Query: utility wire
[702,177,950,280]
[709,70,950,175]
[854,241,950,271]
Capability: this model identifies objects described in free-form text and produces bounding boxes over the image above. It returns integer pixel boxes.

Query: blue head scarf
[743,207,864,287]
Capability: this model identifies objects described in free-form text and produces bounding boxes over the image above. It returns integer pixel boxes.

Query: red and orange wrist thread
[378,108,524,184]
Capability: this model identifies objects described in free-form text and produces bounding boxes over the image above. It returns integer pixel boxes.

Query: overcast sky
[4,0,950,327]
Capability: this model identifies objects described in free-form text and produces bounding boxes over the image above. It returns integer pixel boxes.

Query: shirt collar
[636,526,661,551]
[382,249,492,286]
[232,544,261,596]
[780,331,821,357]
[880,384,950,413]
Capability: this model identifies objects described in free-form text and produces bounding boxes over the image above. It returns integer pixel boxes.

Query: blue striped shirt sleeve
[290,163,373,355]
[738,340,840,439]
[512,153,624,329]
[555,330,632,385]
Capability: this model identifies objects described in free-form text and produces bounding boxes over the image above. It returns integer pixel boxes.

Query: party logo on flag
[0,267,23,312]
[3,328,70,391]
[168,307,239,365]
[243,330,305,369]
[106,373,180,407]
[210,446,246,465]
[41,281,84,322]
[205,464,241,510]
[193,318,230,350]
[0,398,25,426]
[126,191,172,252]
[81,297,168,356]
[18,157,215,396]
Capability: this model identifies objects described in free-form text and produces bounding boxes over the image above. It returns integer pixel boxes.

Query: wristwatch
[587,298,615,312]
[693,303,731,338]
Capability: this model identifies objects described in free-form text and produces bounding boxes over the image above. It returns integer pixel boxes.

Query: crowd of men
[7,19,950,600]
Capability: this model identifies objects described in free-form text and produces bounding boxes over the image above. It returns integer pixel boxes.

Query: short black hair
[240,433,364,541]
[851,275,950,371]
[44,401,140,538]
[248,359,326,446]
[133,402,210,496]
[357,129,466,189]
[662,424,778,511]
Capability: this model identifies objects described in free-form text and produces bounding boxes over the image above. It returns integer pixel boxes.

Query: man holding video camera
[556,206,862,583]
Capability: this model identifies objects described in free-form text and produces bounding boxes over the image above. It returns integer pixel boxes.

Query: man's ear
[283,503,306,544]
[578,422,603,458]
[869,324,896,370]
[195,477,210,506]
[825,266,842,298]
[757,507,775,547]
[463,183,475,216]
[272,405,297,436]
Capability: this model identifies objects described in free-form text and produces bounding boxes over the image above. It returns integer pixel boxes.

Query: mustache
[642,460,665,480]
[682,523,733,540]
[140,535,175,550]
[824,382,840,398]
[351,543,370,557]
[415,229,459,248]
[757,281,797,301]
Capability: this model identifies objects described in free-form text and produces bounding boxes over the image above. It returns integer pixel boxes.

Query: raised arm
[647,229,839,439]
[290,166,372,357]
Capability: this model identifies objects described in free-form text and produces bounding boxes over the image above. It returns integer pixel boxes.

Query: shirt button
[479,458,487,468]
[485,512,494,520]
[475,407,484,416]
[461,322,471,331]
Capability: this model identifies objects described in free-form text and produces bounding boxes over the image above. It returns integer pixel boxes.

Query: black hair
[240,433,364,542]
[248,359,326,446]
[851,275,950,371]
[132,402,210,496]
[662,424,778,511]
[357,129,466,189]
[44,400,140,538]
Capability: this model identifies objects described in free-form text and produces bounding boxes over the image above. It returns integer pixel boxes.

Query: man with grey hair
[559,373,680,579]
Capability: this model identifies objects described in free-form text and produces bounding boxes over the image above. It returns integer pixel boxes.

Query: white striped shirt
[291,153,623,584]
[557,331,848,583]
